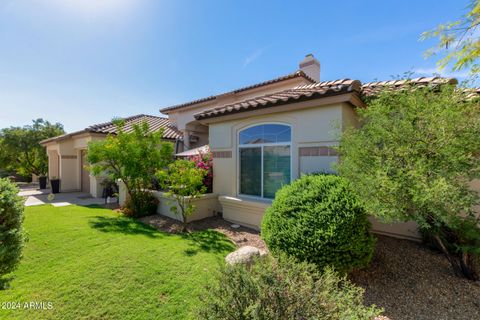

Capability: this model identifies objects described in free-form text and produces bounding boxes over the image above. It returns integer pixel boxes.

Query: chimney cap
[299,54,320,82]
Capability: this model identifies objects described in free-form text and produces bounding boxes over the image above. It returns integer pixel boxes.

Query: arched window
[238,124,291,199]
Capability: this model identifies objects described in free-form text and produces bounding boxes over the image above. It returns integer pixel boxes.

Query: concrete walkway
[20,189,109,207]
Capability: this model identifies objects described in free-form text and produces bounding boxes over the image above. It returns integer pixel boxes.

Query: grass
[0,205,235,319]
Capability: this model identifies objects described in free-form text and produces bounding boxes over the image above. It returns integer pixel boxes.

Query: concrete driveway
[19,189,109,207]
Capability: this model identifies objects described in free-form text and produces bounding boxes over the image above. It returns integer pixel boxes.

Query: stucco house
[40,114,181,196]
[42,54,478,241]
[160,54,480,240]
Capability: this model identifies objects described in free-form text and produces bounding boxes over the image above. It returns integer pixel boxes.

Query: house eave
[196,92,361,125]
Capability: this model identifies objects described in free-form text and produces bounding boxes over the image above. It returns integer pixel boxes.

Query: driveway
[19,189,109,207]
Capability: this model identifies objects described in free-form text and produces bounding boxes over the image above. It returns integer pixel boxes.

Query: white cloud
[243,47,267,68]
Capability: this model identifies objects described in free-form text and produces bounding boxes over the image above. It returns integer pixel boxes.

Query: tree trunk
[434,234,479,281]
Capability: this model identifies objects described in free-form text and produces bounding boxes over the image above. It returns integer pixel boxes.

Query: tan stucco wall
[45,134,106,195]
[219,196,269,230]
[154,191,220,222]
[209,102,351,232]
[210,103,345,197]
[207,101,457,241]
[47,148,60,180]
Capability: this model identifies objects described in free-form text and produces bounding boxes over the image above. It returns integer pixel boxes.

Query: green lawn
[0,205,235,319]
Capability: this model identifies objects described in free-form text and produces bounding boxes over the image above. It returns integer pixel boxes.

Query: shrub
[262,174,375,273]
[88,119,173,217]
[189,148,213,193]
[156,159,207,231]
[0,178,26,287]
[122,191,158,218]
[196,255,382,320]
[337,83,480,280]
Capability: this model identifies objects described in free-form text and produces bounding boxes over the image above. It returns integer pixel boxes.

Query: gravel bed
[139,214,267,250]
[140,214,479,319]
[350,235,480,320]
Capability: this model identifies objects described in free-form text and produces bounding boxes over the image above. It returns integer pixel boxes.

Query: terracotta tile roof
[87,114,181,139]
[194,79,361,120]
[361,77,458,97]
[160,70,316,113]
[463,87,480,100]
[41,114,181,145]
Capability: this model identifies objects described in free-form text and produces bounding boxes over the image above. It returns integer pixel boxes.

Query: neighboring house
[40,114,181,196]
[161,54,476,240]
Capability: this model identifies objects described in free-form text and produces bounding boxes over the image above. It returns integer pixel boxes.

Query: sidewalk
[19,189,108,207]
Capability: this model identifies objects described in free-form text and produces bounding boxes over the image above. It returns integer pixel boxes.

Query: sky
[0,0,474,132]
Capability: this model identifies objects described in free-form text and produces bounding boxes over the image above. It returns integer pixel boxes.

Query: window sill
[237,195,273,204]
[218,195,272,208]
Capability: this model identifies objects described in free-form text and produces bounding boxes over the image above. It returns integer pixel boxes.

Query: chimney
[299,54,320,82]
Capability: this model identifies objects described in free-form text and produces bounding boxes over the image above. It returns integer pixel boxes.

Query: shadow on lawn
[181,230,236,256]
[89,215,163,238]
[88,214,235,255]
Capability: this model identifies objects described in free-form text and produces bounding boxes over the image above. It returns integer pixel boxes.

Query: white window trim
[237,123,292,200]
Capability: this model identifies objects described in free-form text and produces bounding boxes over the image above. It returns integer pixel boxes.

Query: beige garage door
[81,150,90,193]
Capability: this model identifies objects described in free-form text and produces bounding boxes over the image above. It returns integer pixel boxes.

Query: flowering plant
[189,147,213,193]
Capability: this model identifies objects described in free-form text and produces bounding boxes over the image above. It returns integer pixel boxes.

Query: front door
[81,150,90,193]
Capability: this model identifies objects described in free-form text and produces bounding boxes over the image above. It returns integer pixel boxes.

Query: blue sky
[0,0,473,132]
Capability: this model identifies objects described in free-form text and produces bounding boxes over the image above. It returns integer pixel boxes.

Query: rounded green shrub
[197,255,382,320]
[0,178,26,285]
[122,191,159,218]
[262,174,375,273]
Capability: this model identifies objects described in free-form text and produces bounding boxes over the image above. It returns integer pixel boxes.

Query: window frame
[237,123,292,200]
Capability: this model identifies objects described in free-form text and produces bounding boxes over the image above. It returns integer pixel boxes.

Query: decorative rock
[225,246,262,265]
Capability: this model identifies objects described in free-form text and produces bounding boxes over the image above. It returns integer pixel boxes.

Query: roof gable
[41,114,181,145]
[160,70,316,113]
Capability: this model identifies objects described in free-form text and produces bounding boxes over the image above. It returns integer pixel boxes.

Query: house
[160,54,479,240]
[40,114,181,196]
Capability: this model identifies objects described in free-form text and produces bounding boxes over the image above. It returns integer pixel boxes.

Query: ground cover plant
[0,205,234,319]
[197,254,382,320]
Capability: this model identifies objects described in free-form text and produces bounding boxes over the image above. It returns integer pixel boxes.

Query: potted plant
[38,175,47,189]
[50,176,60,194]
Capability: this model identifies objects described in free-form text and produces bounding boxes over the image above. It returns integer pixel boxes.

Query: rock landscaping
[225,246,266,265]
[350,235,480,320]
[141,214,480,320]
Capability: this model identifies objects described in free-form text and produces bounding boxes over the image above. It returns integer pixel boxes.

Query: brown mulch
[350,235,480,320]
[139,215,267,251]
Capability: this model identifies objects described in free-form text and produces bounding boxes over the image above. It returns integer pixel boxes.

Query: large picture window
[239,124,291,199]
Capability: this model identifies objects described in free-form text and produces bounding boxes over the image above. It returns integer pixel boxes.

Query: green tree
[87,120,174,215]
[422,0,480,72]
[0,178,26,288]
[337,83,480,280]
[156,160,206,232]
[0,119,64,178]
